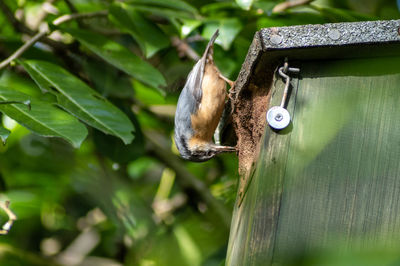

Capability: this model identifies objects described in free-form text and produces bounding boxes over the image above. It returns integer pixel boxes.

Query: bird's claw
[218,73,235,88]
[215,145,236,153]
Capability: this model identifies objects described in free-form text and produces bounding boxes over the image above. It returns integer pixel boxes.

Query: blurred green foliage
[0,0,398,265]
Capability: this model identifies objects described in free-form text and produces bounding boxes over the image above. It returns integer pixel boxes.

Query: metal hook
[267,59,300,130]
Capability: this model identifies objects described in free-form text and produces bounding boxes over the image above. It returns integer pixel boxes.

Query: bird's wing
[186,30,219,109]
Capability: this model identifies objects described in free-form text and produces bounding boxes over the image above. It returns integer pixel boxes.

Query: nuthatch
[174,30,236,162]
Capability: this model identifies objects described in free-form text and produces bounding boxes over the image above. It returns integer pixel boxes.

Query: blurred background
[0,0,399,265]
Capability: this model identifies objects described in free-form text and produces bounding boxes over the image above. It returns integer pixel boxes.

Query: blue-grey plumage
[174,30,236,162]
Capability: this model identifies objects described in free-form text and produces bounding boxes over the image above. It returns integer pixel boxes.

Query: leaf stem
[52,10,108,26]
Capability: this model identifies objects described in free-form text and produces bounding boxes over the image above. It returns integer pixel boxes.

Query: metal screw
[328,29,340,40]
[275,113,283,121]
[270,34,283,45]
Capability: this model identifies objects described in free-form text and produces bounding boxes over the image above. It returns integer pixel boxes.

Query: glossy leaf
[21,60,135,144]
[0,86,88,148]
[203,19,243,50]
[109,3,169,58]
[65,28,166,89]
[236,0,254,10]
[0,125,10,144]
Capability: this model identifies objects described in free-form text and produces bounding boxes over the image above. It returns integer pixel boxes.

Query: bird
[174,29,236,162]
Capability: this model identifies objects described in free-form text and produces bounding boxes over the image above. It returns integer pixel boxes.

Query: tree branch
[0,10,108,70]
[272,0,315,13]
[171,36,200,61]
[0,30,48,69]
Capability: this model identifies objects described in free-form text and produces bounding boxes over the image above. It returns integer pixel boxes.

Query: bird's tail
[203,29,219,60]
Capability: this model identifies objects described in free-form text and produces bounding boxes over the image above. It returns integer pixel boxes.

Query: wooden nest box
[228,19,400,265]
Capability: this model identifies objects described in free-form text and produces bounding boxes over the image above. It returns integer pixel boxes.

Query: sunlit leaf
[203,19,243,50]
[180,19,202,38]
[0,86,88,148]
[109,3,169,58]
[236,0,254,10]
[0,126,10,144]
[21,60,135,144]
[65,28,166,90]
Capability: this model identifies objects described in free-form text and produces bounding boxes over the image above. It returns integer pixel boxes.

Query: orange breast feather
[189,63,227,148]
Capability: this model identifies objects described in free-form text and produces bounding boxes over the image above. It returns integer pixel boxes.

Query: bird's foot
[214,145,236,153]
[218,73,235,88]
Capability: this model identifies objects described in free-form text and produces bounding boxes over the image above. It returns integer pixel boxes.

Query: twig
[186,34,204,43]
[0,30,48,69]
[0,201,17,235]
[0,1,67,50]
[63,0,84,28]
[64,0,78,13]
[272,0,314,13]
[171,36,200,61]
[0,10,108,70]
[52,10,108,26]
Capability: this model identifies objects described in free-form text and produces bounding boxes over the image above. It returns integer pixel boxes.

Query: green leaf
[93,105,145,163]
[125,5,196,20]
[133,80,166,105]
[0,125,10,144]
[0,86,88,148]
[109,3,169,58]
[180,19,202,38]
[236,0,254,10]
[65,28,166,90]
[126,0,198,15]
[21,60,135,144]
[203,19,243,50]
[82,59,134,99]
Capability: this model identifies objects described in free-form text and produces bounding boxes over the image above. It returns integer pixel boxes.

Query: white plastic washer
[266,106,291,130]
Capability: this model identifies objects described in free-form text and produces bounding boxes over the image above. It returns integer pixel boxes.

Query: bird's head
[174,134,235,162]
